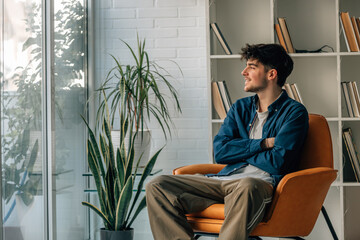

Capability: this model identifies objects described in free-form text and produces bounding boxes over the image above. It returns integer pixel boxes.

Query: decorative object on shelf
[341,81,360,117]
[343,128,360,182]
[210,22,232,55]
[340,12,359,52]
[82,95,163,240]
[96,36,182,167]
[211,81,232,119]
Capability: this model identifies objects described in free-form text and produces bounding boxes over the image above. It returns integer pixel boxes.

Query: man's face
[241,59,268,93]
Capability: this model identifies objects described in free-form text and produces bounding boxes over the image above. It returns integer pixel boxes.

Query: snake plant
[82,100,163,231]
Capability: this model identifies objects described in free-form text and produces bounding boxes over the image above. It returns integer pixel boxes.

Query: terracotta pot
[100,228,134,240]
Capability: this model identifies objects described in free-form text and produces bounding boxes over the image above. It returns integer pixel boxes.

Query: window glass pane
[53,0,87,239]
[1,0,44,240]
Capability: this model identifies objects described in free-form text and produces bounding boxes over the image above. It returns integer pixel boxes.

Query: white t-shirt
[210,109,274,186]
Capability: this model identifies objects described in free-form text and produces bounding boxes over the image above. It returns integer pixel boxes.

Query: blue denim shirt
[210,90,309,187]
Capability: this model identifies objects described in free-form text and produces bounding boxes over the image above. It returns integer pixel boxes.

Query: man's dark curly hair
[240,44,293,87]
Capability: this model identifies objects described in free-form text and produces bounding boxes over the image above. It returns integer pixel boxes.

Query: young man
[146,43,309,240]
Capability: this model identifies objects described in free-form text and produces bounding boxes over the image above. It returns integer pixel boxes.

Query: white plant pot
[111,129,151,168]
[15,195,43,240]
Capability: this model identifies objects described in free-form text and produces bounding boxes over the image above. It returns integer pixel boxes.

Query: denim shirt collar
[251,90,289,113]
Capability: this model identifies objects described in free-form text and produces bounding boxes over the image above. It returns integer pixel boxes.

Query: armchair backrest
[298,114,333,170]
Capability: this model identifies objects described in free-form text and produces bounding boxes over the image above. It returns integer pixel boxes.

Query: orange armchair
[173,114,338,239]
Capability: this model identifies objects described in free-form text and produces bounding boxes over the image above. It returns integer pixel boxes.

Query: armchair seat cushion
[186,203,225,219]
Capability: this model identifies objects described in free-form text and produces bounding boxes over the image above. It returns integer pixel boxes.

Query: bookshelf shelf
[210,54,241,59]
[339,52,360,56]
[289,52,338,57]
[206,0,360,239]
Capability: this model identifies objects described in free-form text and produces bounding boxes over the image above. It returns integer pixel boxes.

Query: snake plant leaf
[116,148,124,188]
[126,147,163,223]
[82,201,113,230]
[127,196,147,228]
[124,132,136,181]
[81,115,106,178]
[87,140,108,219]
[115,176,133,230]
[104,119,117,214]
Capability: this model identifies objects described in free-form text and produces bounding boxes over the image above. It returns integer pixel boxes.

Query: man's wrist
[261,139,268,150]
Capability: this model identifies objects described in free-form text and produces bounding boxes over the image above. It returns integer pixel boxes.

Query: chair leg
[321,206,339,240]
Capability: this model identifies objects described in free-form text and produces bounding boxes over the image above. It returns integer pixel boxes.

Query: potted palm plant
[82,91,163,239]
[96,36,182,167]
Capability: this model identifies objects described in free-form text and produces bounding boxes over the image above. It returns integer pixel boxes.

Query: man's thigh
[147,174,225,213]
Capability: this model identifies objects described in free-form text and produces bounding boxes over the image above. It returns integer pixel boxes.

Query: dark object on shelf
[295,45,334,53]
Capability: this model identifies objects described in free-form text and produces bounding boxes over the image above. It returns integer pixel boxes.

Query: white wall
[94,0,209,239]
[94,0,209,174]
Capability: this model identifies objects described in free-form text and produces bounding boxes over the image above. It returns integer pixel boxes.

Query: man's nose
[241,68,247,76]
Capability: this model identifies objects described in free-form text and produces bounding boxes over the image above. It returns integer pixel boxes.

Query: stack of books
[283,83,303,104]
[340,12,360,52]
[212,81,232,119]
[341,81,360,117]
[275,17,295,53]
[210,23,232,55]
[343,128,360,182]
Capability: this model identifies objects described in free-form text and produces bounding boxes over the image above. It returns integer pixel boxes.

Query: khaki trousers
[145,174,273,240]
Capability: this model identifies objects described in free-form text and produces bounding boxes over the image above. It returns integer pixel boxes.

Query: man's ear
[267,69,278,81]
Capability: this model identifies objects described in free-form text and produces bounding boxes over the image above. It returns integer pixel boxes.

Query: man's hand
[261,137,275,150]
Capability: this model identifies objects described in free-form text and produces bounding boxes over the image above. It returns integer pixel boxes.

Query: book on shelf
[343,138,359,182]
[217,81,232,113]
[342,81,360,117]
[210,22,232,55]
[341,82,354,117]
[277,17,295,53]
[351,16,360,49]
[212,81,232,119]
[212,82,227,119]
[356,18,360,42]
[352,82,360,116]
[283,83,303,104]
[283,83,294,99]
[340,12,359,52]
[343,128,360,182]
[347,82,360,117]
[274,23,288,52]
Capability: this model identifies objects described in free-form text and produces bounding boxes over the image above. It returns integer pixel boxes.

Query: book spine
[341,82,354,117]
[211,82,227,119]
[347,82,360,117]
[278,17,295,53]
[344,130,360,179]
[340,12,359,52]
[210,23,232,55]
[343,131,360,182]
[275,24,288,52]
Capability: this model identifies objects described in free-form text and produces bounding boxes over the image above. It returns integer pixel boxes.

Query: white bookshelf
[206,0,360,239]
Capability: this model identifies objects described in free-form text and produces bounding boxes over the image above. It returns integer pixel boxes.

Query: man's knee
[145,175,173,194]
[236,178,267,195]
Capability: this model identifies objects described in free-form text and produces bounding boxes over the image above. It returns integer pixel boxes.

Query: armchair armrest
[173,164,226,175]
[254,167,337,237]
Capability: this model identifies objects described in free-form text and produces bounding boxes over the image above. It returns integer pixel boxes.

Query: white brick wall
[94,1,209,239]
